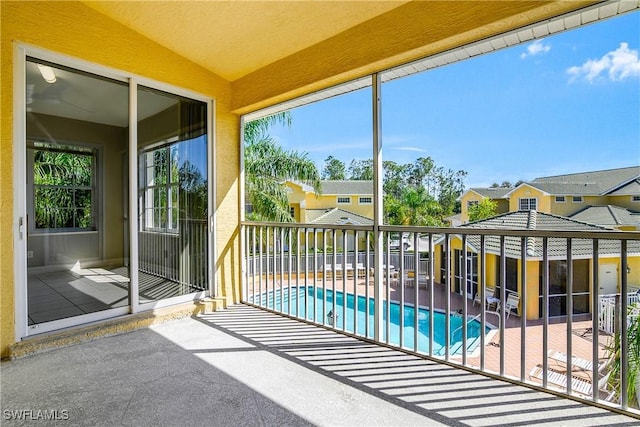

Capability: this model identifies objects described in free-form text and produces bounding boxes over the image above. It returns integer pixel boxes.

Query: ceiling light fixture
[36,64,56,83]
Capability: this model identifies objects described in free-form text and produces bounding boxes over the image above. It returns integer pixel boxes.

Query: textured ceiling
[84,1,409,82]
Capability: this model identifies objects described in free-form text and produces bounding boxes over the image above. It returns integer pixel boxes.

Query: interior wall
[1,1,237,357]
[26,113,126,268]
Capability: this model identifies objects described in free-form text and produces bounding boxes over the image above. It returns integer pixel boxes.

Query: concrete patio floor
[1,305,639,426]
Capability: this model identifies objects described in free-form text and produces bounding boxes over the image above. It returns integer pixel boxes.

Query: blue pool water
[250,286,491,355]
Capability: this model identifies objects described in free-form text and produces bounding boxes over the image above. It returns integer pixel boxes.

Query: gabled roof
[501,183,551,199]
[471,166,640,199]
[319,180,373,196]
[570,205,640,228]
[608,178,640,196]
[462,187,511,200]
[441,210,640,259]
[306,208,373,226]
[528,166,640,196]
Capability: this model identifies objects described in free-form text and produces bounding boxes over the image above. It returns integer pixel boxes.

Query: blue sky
[268,11,640,188]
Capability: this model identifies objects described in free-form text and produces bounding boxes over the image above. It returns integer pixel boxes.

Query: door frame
[13,44,216,339]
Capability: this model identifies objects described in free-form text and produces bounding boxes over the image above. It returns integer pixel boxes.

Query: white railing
[242,221,640,416]
[139,219,208,290]
[599,292,640,334]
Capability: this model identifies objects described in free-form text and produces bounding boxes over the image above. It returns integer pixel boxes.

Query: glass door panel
[137,86,208,302]
[25,58,130,325]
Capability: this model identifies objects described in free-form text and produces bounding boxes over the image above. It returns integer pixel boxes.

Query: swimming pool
[250,286,492,356]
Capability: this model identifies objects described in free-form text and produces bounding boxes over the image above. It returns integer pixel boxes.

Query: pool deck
[247,275,612,388]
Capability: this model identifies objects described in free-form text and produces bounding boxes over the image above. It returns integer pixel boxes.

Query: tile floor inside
[27,266,202,325]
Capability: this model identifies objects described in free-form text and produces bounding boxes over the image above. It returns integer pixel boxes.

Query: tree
[34,146,93,229]
[468,198,498,222]
[322,156,346,180]
[244,113,321,222]
[385,187,443,226]
[408,157,435,195]
[382,160,408,199]
[436,167,467,216]
[348,159,373,180]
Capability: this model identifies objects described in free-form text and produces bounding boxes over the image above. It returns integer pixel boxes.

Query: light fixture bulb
[36,64,56,83]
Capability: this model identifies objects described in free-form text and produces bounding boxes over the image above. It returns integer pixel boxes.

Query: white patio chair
[529,364,615,401]
[504,292,520,318]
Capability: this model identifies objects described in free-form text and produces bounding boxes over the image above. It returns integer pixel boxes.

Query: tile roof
[468,187,511,198]
[319,180,373,195]
[305,208,373,225]
[570,205,640,228]
[529,166,640,195]
[608,178,640,196]
[471,166,640,198]
[452,210,640,259]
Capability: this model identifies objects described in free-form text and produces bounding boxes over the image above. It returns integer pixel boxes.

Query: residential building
[287,180,373,223]
[459,166,640,228]
[287,180,373,251]
[434,210,640,320]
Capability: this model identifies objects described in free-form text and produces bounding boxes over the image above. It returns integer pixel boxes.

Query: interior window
[31,141,96,231]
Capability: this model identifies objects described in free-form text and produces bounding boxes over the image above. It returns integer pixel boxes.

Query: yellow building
[459,166,640,228]
[434,210,640,320]
[286,180,373,252]
[287,180,373,223]
[0,1,628,358]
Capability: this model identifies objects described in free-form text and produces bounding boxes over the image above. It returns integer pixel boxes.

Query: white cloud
[520,40,551,59]
[567,42,640,83]
[391,146,428,153]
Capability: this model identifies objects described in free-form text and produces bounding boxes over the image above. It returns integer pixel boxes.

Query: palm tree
[606,304,640,408]
[385,187,443,226]
[244,112,321,222]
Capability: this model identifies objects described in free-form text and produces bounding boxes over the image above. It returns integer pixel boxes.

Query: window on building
[633,195,640,202]
[467,200,479,210]
[140,143,179,232]
[290,207,295,218]
[359,197,372,204]
[519,197,537,211]
[31,141,96,231]
[539,259,590,317]
[555,196,565,203]
[337,197,351,204]
[572,196,583,203]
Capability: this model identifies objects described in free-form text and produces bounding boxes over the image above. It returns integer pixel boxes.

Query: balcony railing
[241,221,640,416]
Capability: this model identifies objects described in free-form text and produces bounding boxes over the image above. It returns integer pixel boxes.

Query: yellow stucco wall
[431,235,640,320]
[304,193,373,219]
[608,195,640,212]
[508,185,550,213]
[286,182,374,221]
[1,1,238,357]
[548,195,608,217]
[459,191,484,223]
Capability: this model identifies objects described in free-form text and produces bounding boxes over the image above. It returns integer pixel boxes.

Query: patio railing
[599,293,640,334]
[241,221,640,416]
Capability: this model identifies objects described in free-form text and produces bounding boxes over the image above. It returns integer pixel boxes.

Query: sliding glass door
[25,58,131,328]
[137,87,209,303]
[20,52,212,336]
